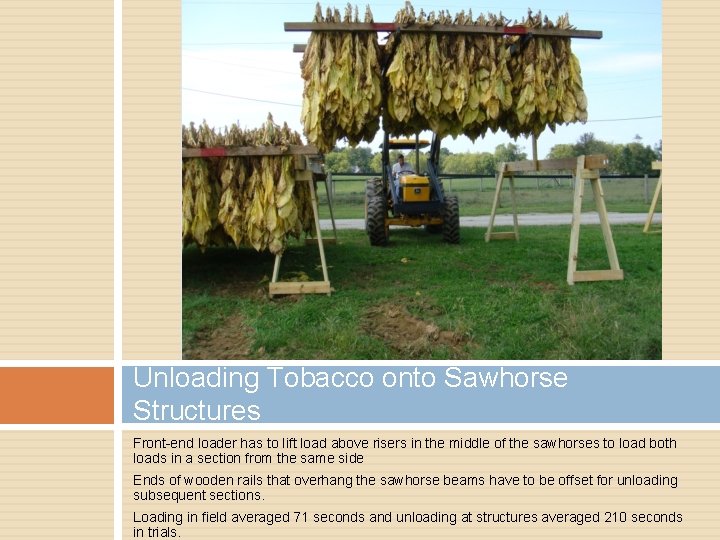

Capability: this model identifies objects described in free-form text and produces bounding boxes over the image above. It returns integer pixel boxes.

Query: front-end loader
[365,132,459,246]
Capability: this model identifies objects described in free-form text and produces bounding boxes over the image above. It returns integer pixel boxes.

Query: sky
[181,1,661,158]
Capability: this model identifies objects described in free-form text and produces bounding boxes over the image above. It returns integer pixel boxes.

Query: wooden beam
[182,144,319,158]
[644,174,662,234]
[486,232,518,240]
[590,178,621,271]
[505,154,608,173]
[567,156,586,285]
[652,161,662,170]
[269,281,332,296]
[485,165,506,242]
[293,43,306,53]
[284,22,602,39]
[572,270,624,283]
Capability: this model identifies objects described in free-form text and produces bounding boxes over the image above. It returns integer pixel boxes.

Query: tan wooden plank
[487,231,518,240]
[321,174,338,241]
[590,178,622,271]
[505,154,608,172]
[308,173,330,284]
[652,160,662,170]
[485,165,506,242]
[509,176,519,239]
[269,281,332,296]
[567,156,586,285]
[644,175,663,233]
[581,169,600,179]
[182,144,319,158]
[572,269,625,282]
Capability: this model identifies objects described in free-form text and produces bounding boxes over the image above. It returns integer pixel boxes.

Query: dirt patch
[531,280,559,292]
[184,314,254,360]
[213,280,268,300]
[362,303,467,356]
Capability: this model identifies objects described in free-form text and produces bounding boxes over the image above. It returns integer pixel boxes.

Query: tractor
[365,132,459,246]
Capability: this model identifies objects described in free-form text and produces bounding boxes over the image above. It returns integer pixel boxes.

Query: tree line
[322,133,661,176]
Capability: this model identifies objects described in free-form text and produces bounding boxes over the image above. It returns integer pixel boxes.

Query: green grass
[319,176,661,219]
[183,225,661,360]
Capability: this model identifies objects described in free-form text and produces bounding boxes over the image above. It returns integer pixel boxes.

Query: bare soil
[184,313,254,360]
[362,302,467,356]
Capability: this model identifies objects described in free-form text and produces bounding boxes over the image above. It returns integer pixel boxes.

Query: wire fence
[319,172,661,218]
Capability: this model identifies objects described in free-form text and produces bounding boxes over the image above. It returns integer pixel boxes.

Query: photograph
[181,1,662,360]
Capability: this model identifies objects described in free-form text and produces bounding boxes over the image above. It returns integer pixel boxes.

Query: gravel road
[320,212,661,230]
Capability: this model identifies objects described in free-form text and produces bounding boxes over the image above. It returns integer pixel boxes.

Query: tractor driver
[392,153,415,179]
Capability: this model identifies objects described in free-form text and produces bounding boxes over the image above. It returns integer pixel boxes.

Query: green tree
[547,143,576,160]
[323,146,374,173]
[612,142,658,175]
[494,143,527,163]
[370,152,383,174]
[322,151,349,174]
[574,132,615,157]
[654,140,662,160]
[346,147,373,173]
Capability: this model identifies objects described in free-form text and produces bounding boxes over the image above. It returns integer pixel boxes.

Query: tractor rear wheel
[442,195,460,244]
[367,195,388,246]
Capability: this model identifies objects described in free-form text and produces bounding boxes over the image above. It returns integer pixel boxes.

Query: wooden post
[643,161,662,234]
[589,172,621,272]
[567,156,585,285]
[486,163,520,242]
[308,176,330,286]
[485,165,504,241]
[509,175,520,240]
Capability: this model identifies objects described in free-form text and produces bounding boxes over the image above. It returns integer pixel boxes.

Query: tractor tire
[365,177,384,199]
[442,195,460,244]
[367,195,388,246]
[365,178,383,232]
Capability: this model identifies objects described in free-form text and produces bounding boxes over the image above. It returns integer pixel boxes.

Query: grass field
[318,176,661,219]
[183,225,661,360]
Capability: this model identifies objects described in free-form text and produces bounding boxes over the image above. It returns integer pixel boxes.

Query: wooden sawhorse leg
[485,163,520,242]
[567,156,624,285]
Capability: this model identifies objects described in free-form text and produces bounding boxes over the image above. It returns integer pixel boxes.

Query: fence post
[644,174,649,204]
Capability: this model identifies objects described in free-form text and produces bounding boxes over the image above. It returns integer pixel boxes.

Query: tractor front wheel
[365,178,383,232]
[367,195,388,246]
[442,195,460,244]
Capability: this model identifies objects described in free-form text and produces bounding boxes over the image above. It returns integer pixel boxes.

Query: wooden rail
[284,22,602,39]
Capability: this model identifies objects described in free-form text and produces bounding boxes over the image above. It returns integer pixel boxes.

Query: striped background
[0,1,113,360]
[0,431,113,538]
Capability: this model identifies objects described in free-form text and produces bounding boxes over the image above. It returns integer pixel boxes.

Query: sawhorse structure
[643,160,662,234]
[270,154,333,297]
[485,154,624,285]
[182,145,334,296]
